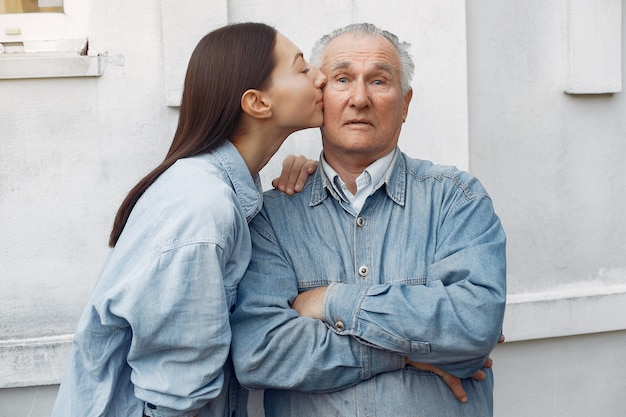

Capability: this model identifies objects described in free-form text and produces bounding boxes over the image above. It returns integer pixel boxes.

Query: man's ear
[402,88,413,123]
[241,89,272,119]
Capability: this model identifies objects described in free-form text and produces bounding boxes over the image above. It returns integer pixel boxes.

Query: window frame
[0,0,102,79]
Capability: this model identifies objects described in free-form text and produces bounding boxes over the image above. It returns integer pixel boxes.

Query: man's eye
[337,77,348,83]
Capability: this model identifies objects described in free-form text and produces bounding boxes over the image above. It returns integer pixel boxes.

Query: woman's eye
[303,68,311,74]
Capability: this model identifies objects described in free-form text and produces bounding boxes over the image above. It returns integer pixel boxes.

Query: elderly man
[231,23,506,416]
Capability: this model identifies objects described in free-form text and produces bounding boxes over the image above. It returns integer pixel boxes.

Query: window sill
[0,52,104,79]
[504,277,626,342]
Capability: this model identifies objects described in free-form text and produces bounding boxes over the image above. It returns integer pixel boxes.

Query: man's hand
[293,284,507,405]
[291,287,327,320]
[272,155,318,195]
[404,357,494,404]
[404,335,504,403]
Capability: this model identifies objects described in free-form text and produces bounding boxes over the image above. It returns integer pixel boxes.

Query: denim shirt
[52,141,260,417]
[230,148,506,417]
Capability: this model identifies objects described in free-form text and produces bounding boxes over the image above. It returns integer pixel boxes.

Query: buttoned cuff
[323,283,405,378]
[323,282,368,335]
[143,403,197,417]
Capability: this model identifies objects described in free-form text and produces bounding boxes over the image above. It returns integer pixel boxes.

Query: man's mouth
[346,119,372,126]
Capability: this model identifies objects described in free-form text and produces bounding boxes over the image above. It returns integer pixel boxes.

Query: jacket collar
[212,140,263,222]
[309,147,406,208]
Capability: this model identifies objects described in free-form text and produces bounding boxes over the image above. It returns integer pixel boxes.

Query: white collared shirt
[321,148,396,213]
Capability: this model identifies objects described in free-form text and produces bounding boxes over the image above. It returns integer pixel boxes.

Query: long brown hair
[109,22,277,247]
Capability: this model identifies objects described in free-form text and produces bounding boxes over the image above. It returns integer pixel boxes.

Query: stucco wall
[1,0,625,415]
[467,0,626,296]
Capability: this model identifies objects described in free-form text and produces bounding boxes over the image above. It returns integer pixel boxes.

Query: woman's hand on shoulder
[272,154,318,195]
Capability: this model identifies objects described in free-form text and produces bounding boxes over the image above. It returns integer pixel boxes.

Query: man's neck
[322,155,369,194]
[321,147,396,195]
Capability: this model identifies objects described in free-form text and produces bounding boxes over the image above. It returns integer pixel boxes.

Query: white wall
[1,0,180,387]
[465,0,626,335]
[1,0,625,415]
[467,0,626,296]
[465,1,626,412]
[492,330,626,416]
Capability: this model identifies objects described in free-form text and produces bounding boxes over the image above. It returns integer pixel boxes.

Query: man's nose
[349,79,369,108]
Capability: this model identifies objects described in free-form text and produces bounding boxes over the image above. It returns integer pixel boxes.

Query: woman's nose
[314,67,327,88]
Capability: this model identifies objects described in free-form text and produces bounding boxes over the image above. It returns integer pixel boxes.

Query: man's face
[320,33,412,166]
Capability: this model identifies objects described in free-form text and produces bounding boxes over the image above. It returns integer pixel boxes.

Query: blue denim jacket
[52,141,258,417]
[230,148,506,417]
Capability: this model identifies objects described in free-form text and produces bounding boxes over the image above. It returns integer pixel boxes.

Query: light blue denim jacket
[230,148,506,417]
[52,141,259,417]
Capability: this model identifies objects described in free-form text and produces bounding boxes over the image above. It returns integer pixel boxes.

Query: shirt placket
[353,209,371,284]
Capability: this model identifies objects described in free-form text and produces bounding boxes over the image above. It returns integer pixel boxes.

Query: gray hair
[310,23,414,95]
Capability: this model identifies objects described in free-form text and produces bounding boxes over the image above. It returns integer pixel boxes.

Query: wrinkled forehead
[322,32,400,72]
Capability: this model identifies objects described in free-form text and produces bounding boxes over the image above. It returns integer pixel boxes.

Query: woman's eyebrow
[293,52,304,66]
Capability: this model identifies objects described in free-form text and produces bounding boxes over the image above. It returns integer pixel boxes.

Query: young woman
[51,22,326,417]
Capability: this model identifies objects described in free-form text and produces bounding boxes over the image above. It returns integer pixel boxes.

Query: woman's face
[264,33,327,132]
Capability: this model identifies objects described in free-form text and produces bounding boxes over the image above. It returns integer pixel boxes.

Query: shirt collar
[212,140,263,222]
[311,147,405,208]
[321,149,395,209]
[323,148,393,191]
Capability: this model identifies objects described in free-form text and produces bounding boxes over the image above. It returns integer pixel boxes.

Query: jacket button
[335,320,345,331]
[356,217,365,227]
[358,265,369,277]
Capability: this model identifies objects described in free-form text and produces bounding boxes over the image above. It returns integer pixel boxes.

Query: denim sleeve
[230,212,404,393]
[110,243,230,416]
[323,194,507,379]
